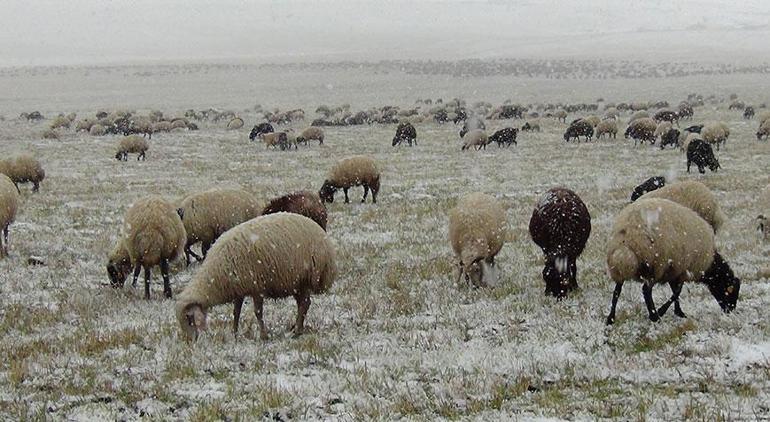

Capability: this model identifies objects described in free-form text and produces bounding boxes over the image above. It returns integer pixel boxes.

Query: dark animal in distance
[489,127,518,147]
[392,122,417,146]
[249,123,274,141]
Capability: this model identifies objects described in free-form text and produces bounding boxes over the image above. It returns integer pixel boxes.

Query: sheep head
[178,303,207,341]
[319,181,336,203]
[703,253,740,313]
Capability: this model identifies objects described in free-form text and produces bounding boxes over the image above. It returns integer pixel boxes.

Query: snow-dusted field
[1,64,769,420]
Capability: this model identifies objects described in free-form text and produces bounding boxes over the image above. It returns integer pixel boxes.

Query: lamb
[701,122,730,151]
[296,127,325,145]
[461,130,490,150]
[595,120,618,139]
[226,117,244,130]
[630,176,665,202]
[262,191,328,231]
[392,122,417,146]
[259,132,292,150]
[175,212,337,340]
[448,193,507,288]
[319,155,380,204]
[107,196,186,299]
[489,127,518,147]
[687,139,720,174]
[605,198,740,324]
[529,187,591,298]
[177,188,261,265]
[624,117,657,145]
[115,135,149,161]
[0,155,46,192]
[0,175,19,258]
[637,180,725,232]
[756,120,770,141]
[75,118,96,132]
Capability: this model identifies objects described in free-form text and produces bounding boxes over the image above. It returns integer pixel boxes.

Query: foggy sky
[2,0,769,66]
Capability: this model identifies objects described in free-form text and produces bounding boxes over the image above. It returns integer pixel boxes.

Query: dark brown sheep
[261,191,328,231]
[529,188,591,298]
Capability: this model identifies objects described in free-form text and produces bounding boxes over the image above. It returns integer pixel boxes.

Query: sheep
[684,124,703,134]
[744,106,755,119]
[637,180,725,232]
[595,120,618,139]
[629,111,650,123]
[553,110,567,122]
[262,191,328,231]
[605,198,740,324]
[296,127,325,145]
[563,120,593,142]
[226,117,244,130]
[0,155,46,192]
[461,130,490,150]
[624,117,657,145]
[152,121,172,134]
[448,193,507,288]
[529,187,591,298]
[489,127,518,147]
[678,102,694,120]
[0,175,19,258]
[660,128,680,149]
[679,132,701,153]
[459,117,486,138]
[759,111,770,126]
[115,135,149,161]
[687,139,720,174]
[49,115,71,130]
[582,115,601,127]
[319,155,380,204]
[177,188,261,266]
[89,124,106,136]
[169,119,188,130]
[392,122,417,146]
[42,129,60,140]
[701,122,730,151]
[630,176,665,202]
[175,212,337,340]
[654,121,672,140]
[756,120,770,141]
[521,121,541,132]
[653,110,679,126]
[75,118,96,132]
[259,131,292,150]
[107,196,186,299]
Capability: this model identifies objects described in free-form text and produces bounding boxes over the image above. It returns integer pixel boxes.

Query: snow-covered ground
[0,62,769,420]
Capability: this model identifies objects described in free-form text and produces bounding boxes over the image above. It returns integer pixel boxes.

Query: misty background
[2,0,770,67]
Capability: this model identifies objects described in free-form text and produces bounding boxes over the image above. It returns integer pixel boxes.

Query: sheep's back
[181,189,260,244]
[529,188,591,257]
[124,196,186,266]
[0,175,19,227]
[449,193,507,258]
[329,156,379,186]
[638,181,724,231]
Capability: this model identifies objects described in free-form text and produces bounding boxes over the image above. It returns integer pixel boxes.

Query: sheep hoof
[259,331,269,341]
[674,308,687,318]
[648,312,660,323]
[605,316,615,325]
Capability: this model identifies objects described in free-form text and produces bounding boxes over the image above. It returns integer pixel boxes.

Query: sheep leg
[33,182,39,192]
[2,226,8,255]
[201,242,211,259]
[253,296,268,340]
[454,262,463,285]
[657,281,686,318]
[132,262,141,288]
[232,297,244,335]
[343,188,350,203]
[606,281,624,325]
[568,258,579,292]
[184,244,202,266]
[160,258,172,299]
[362,185,369,203]
[642,282,660,322]
[293,293,311,337]
[142,267,153,299]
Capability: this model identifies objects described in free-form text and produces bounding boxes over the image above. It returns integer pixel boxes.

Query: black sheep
[660,128,680,149]
[630,176,666,202]
[249,123,274,141]
[489,127,518,147]
[744,106,755,119]
[392,122,417,146]
[684,124,703,134]
[687,139,720,174]
[529,188,591,298]
[653,110,679,126]
[563,120,593,142]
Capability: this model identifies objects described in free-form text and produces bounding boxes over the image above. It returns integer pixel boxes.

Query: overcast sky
[2,0,768,66]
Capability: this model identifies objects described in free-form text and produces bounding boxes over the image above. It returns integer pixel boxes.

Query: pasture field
[0,64,769,420]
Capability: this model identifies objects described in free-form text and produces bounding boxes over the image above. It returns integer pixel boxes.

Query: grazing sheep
[41,129,60,140]
[392,122,417,146]
[563,120,594,142]
[654,121,672,139]
[448,193,507,288]
[605,198,740,324]
[259,131,292,150]
[75,119,96,132]
[262,191,328,231]
[0,175,19,258]
[459,117,486,138]
[582,115,601,127]
[0,155,46,192]
[249,123,274,141]
[744,106,755,119]
[701,123,730,151]
[89,124,106,136]
[553,110,567,123]
[624,118,657,145]
[177,188,261,265]
[637,180,725,232]
[461,130,490,150]
[489,127,518,147]
[687,139,720,174]
[653,110,679,126]
[521,121,541,132]
[756,120,770,141]
[169,119,188,130]
[629,111,650,123]
[679,132,702,153]
[759,112,770,126]
[175,212,337,340]
[227,117,244,130]
[296,127,325,145]
[630,176,666,202]
[115,135,149,161]
[319,155,380,204]
[529,187,591,298]
[595,120,618,139]
[660,128,680,149]
[152,121,172,134]
[678,102,694,120]
[107,196,186,299]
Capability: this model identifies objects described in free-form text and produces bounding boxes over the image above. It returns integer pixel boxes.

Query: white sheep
[115,135,149,161]
[259,132,291,150]
[701,122,730,150]
[595,120,618,139]
[0,155,46,192]
[605,198,740,324]
[107,196,186,299]
[175,212,337,340]
[654,121,672,139]
[0,174,19,258]
[226,117,244,130]
[89,124,106,136]
[448,193,507,287]
[756,120,770,141]
[637,180,725,232]
[177,188,261,265]
[461,129,489,150]
[319,155,380,204]
[296,127,325,145]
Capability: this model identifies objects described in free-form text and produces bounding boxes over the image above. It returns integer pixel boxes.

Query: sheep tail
[607,244,638,282]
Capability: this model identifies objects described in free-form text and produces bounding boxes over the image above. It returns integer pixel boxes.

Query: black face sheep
[0,175,19,258]
[659,128,680,149]
[461,130,490,150]
[605,198,740,324]
[744,106,755,119]
[624,118,657,145]
[489,127,518,147]
[177,188,261,266]
[175,213,337,340]
[630,176,665,202]
[107,196,186,299]
[687,139,720,174]
[319,155,380,204]
[262,190,328,231]
[296,127,325,145]
[684,124,703,134]
[0,155,46,192]
[756,120,770,141]
[529,188,591,298]
[678,103,694,120]
[448,193,507,288]
[392,122,417,146]
[248,123,274,141]
[563,120,594,142]
[115,135,149,161]
[259,132,292,150]
[638,180,725,232]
